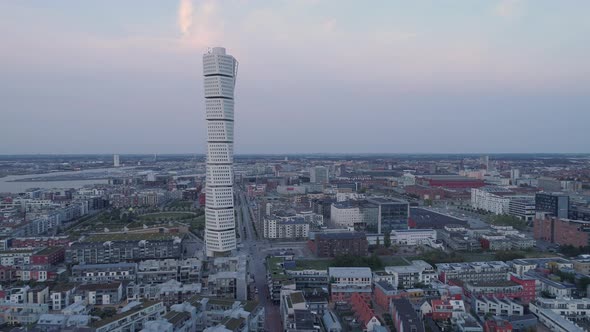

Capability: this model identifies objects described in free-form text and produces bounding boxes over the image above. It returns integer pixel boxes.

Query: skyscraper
[113,154,120,167]
[203,47,239,257]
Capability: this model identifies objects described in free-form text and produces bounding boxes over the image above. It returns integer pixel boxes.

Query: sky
[0,0,589,154]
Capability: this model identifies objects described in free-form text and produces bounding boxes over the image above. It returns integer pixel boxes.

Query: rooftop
[90,300,162,328]
[84,232,181,243]
[34,246,64,256]
[329,267,372,279]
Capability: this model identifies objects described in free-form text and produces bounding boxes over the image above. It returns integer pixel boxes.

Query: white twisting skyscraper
[203,47,238,257]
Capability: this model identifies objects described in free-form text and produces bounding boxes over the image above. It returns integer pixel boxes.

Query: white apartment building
[529,301,586,332]
[471,187,513,214]
[473,297,524,316]
[390,229,436,246]
[263,217,310,239]
[384,260,437,288]
[328,267,372,287]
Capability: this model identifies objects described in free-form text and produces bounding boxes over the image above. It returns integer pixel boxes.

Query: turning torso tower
[202,47,238,257]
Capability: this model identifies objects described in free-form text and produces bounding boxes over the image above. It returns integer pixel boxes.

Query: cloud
[178,0,194,37]
[178,0,224,49]
[494,0,523,18]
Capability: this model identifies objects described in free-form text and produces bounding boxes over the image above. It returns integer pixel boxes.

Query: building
[391,298,425,332]
[203,46,239,257]
[136,258,202,284]
[382,260,437,289]
[65,233,183,264]
[534,214,590,247]
[113,154,120,167]
[409,207,468,229]
[279,289,320,332]
[508,196,536,221]
[330,200,376,230]
[49,284,77,311]
[322,310,343,332]
[366,198,409,233]
[76,282,124,305]
[417,175,485,189]
[426,299,466,321]
[537,177,562,192]
[473,297,524,316]
[70,262,137,283]
[0,302,49,326]
[308,232,368,258]
[350,292,382,331]
[328,267,372,302]
[471,187,513,215]
[529,301,585,332]
[263,217,310,239]
[310,166,329,185]
[535,192,569,219]
[285,268,329,291]
[30,246,65,265]
[437,261,510,284]
[90,300,166,332]
[373,281,400,310]
[127,280,202,307]
[390,229,436,246]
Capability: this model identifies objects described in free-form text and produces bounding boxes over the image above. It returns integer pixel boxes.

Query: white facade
[328,267,372,287]
[113,154,120,167]
[204,47,239,257]
[471,188,511,214]
[390,229,436,246]
[473,297,524,316]
[330,204,362,228]
[263,218,310,239]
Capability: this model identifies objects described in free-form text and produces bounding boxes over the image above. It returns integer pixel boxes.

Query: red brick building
[374,281,403,310]
[11,236,70,249]
[308,232,368,258]
[417,175,485,189]
[351,293,379,330]
[509,273,536,304]
[31,247,65,265]
[484,319,513,332]
[534,215,590,247]
[405,185,448,201]
[0,266,16,283]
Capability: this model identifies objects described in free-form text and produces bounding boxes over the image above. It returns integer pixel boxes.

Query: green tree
[494,250,525,261]
[384,232,392,248]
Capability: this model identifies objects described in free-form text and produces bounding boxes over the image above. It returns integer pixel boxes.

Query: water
[0,168,128,193]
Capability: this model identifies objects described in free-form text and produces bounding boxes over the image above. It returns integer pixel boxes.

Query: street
[235,188,283,332]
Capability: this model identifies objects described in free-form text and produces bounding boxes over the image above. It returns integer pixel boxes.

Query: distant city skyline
[1,1,589,154]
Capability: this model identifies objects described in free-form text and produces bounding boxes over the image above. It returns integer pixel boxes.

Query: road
[235,189,282,332]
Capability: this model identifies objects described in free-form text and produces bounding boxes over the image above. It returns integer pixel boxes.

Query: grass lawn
[167,200,195,209]
[186,214,205,232]
[293,259,333,270]
[380,256,410,266]
[137,212,196,221]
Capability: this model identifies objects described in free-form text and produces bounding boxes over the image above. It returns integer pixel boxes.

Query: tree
[384,232,392,248]
[376,237,381,247]
[494,250,525,261]
[577,276,590,292]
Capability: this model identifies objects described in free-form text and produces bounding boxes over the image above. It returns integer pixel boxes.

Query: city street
[236,189,282,332]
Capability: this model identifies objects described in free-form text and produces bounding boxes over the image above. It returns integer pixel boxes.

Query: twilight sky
[1,0,589,154]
